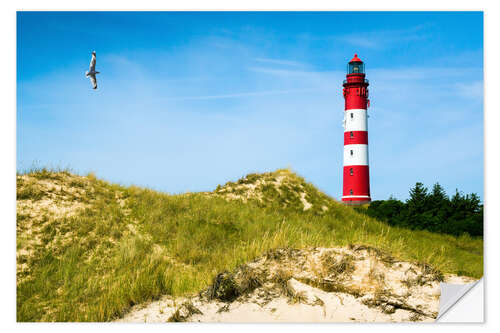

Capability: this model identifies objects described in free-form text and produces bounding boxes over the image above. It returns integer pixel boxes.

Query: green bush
[362,183,483,237]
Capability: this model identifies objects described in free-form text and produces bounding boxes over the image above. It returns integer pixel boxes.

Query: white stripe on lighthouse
[343,109,368,132]
[341,195,371,199]
[343,144,369,166]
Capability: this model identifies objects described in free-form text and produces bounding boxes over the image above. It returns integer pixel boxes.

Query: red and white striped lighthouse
[342,54,371,205]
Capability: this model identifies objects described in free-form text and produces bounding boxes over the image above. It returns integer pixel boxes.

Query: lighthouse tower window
[350,113,353,119]
[350,150,353,156]
[350,189,353,195]
[350,168,353,176]
[350,131,353,138]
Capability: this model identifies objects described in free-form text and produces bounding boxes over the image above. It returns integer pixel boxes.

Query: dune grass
[16,169,483,322]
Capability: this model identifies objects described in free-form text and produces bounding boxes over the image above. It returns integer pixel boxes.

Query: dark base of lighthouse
[341,199,371,206]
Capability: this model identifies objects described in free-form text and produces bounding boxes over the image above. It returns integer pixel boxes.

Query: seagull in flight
[85,51,100,89]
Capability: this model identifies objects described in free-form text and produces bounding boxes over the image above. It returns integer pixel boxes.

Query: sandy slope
[116,246,475,323]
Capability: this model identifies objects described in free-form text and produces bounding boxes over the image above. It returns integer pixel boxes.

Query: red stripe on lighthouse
[344,131,368,145]
[344,93,368,110]
[342,165,370,198]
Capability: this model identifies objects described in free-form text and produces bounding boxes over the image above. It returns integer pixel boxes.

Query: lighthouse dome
[347,54,365,74]
[349,54,363,63]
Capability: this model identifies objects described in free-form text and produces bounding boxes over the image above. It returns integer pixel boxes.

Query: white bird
[85,51,100,89]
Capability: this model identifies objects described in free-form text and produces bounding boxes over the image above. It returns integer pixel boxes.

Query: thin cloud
[455,81,483,102]
[248,66,343,81]
[249,66,318,77]
[160,88,318,101]
[254,58,305,67]
[370,67,481,81]
[333,25,430,50]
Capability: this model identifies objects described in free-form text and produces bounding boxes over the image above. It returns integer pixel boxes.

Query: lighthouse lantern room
[342,54,371,205]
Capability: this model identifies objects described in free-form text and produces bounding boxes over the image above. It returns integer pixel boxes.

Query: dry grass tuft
[167,301,203,322]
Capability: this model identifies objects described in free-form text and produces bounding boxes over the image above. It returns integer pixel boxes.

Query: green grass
[16,169,483,322]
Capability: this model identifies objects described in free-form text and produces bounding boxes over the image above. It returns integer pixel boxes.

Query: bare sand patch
[117,246,475,323]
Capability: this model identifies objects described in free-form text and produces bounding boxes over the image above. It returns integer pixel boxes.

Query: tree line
[357,182,483,237]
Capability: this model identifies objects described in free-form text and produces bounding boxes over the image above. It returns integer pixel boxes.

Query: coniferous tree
[428,183,448,232]
[407,182,429,208]
[405,182,429,228]
[430,183,447,204]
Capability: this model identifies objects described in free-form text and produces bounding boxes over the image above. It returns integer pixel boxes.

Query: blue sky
[17,11,483,200]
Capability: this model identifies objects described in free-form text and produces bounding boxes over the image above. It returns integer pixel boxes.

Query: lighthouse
[342,54,371,205]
